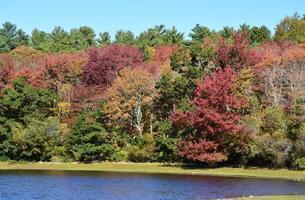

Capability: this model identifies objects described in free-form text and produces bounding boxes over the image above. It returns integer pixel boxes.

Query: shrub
[0,155,10,161]
[127,134,156,162]
[11,117,63,161]
[111,149,128,161]
[246,107,293,167]
[75,143,115,162]
[293,157,305,169]
[289,132,305,165]
[155,135,179,162]
[128,146,152,162]
[51,146,72,163]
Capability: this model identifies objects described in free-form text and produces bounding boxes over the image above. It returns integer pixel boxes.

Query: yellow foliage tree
[106,67,155,136]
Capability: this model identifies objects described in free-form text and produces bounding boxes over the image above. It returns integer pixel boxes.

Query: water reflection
[0,170,304,200]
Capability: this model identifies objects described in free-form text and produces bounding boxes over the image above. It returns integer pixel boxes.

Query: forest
[0,13,305,169]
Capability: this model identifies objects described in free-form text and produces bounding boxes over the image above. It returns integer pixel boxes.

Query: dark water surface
[0,170,304,200]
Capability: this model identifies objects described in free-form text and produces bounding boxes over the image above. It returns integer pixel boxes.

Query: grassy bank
[235,195,305,200]
[0,162,304,181]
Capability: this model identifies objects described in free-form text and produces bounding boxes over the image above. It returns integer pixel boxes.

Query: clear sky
[1,0,304,37]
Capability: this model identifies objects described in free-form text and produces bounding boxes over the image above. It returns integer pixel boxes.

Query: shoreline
[0,162,304,182]
[233,196,305,200]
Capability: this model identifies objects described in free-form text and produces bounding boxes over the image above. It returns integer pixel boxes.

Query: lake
[0,170,304,200]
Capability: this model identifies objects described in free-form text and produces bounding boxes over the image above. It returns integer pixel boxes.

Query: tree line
[0,13,304,53]
[0,13,305,169]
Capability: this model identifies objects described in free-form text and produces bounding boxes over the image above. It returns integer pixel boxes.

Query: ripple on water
[0,170,304,200]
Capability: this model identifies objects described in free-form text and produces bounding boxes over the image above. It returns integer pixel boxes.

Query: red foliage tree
[15,66,47,88]
[177,138,227,163]
[82,44,144,88]
[215,32,260,69]
[151,44,179,64]
[70,84,104,112]
[256,41,305,68]
[14,52,87,90]
[140,44,180,78]
[41,52,87,91]
[139,62,160,79]
[0,54,16,89]
[171,66,247,164]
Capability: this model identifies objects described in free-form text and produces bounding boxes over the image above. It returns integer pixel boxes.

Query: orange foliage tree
[256,42,305,106]
[106,67,155,136]
[145,44,180,77]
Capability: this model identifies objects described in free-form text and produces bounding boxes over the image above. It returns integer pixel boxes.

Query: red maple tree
[82,44,144,89]
[0,54,16,89]
[14,52,87,90]
[215,32,260,69]
[171,66,247,164]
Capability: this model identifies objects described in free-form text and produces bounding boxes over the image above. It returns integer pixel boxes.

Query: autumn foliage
[171,67,247,163]
[215,32,260,69]
[256,42,305,68]
[106,67,155,135]
[151,44,180,64]
[0,54,16,89]
[0,18,305,167]
[83,44,144,88]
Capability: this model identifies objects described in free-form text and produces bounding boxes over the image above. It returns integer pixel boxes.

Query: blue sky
[1,0,304,37]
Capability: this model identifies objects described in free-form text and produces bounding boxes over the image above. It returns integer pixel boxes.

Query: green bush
[261,106,290,136]
[50,155,72,163]
[0,77,58,160]
[246,106,293,167]
[127,134,156,162]
[11,117,63,161]
[51,146,72,162]
[247,133,292,167]
[128,146,150,162]
[293,157,305,169]
[155,135,178,162]
[0,155,10,161]
[111,149,128,161]
[74,143,115,162]
[153,120,181,162]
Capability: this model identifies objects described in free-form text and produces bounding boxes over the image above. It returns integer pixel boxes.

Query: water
[0,170,304,200]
